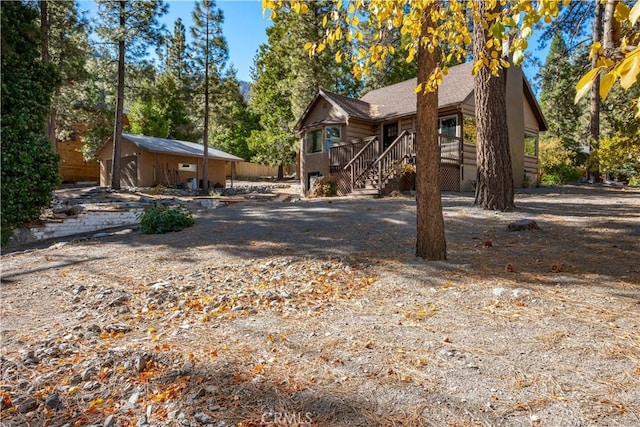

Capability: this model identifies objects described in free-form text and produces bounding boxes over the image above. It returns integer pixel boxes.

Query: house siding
[301,98,348,128]
[98,139,227,188]
[523,96,540,134]
[524,155,539,185]
[400,116,415,133]
[300,150,329,193]
[506,67,525,187]
[345,119,374,141]
[461,143,478,191]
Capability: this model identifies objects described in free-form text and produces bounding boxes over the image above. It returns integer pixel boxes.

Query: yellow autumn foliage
[262,0,567,93]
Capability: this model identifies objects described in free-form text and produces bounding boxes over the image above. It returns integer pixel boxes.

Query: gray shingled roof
[360,62,475,119]
[298,61,546,130]
[320,90,373,121]
[122,133,244,161]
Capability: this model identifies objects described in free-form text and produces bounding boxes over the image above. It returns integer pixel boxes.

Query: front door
[383,122,398,151]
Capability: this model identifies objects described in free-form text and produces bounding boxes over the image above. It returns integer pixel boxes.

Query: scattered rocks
[45,392,63,410]
[135,354,149,373]
[213,184,288,197]
[15,395,38,413]
[194,411,216,424]
[83,381,101,391]
[82,367,97,381]
[103,323,132,333]
[492,287,532,298]
[73,285,87,294]
[69,374,83,386]
[22,351,39,366]
[108,295,130,307]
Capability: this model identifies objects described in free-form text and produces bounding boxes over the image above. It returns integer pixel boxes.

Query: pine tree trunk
[277,164,284,180]
[472,0,514,211]
[202,7,210,195]
[111,0,125,190]
[415,6,446,261]
[589,0,603,183]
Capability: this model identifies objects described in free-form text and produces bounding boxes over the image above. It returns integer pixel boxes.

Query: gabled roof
[360,62,476,118]
[294,89,373,131]
[296,61,547,131]
[321,89,373,120]
[122,133,243,161]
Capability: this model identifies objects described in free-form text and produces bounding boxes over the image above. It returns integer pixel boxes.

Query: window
[306,129,323,153]
[438,116,458,137]
[326,126,341,144]
[325,126,341,151]
[524,133,538,156]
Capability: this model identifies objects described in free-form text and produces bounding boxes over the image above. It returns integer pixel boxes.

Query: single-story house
[295,62,547,195]
[96,133,243,189]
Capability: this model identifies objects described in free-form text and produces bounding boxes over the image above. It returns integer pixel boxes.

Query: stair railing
[343,136,379,190]
[352,131,415,191]
[375,131,416,189]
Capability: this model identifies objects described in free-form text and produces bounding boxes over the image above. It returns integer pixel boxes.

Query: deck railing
[439,134,462,165]
[329,131,462,195]
[329,138,371,173]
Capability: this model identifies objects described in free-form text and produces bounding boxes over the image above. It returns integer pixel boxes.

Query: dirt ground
[1,184,639,426]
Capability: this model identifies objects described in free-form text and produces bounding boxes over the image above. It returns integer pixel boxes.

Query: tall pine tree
[191,0,228,193]
[539,33,582,153]
[95,0,167,189]
[248,22,297,179]
[39,0,91,151]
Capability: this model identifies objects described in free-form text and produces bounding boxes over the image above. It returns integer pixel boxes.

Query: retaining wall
[10,208,144,246]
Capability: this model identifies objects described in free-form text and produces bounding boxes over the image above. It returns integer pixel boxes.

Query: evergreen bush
[138,205,195,234]
[1,2,61,246]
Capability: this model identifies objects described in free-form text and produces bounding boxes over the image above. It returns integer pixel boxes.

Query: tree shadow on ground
[1,254,107,284]
[112,186,639,286]
[5,186,639,290]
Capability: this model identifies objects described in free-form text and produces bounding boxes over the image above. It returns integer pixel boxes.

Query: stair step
[350,188,380,197]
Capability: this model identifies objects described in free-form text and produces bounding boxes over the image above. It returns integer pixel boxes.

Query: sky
[161,0,270,82]
[79,0,548,88]
[78,0,271,83]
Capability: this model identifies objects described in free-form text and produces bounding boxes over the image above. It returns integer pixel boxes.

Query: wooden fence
[225,161,296,179]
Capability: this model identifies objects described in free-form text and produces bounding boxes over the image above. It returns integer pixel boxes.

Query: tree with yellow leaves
[263,0,563,260]
[575,0,640,114]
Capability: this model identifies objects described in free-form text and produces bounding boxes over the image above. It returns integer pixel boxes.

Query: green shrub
[628,175,640,187]
[541,164,583,186]
[138,205,194,234]
[1,2,61,247]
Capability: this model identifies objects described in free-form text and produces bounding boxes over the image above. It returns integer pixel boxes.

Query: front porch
[326,132,463,196]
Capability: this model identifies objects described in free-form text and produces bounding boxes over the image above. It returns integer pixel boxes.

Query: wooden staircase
[329,131,462,196]
[343,131,416,196]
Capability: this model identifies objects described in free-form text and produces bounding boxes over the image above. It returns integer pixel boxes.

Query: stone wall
[10,209,143,246]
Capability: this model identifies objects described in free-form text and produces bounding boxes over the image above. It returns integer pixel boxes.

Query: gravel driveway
[1,184,639,426]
